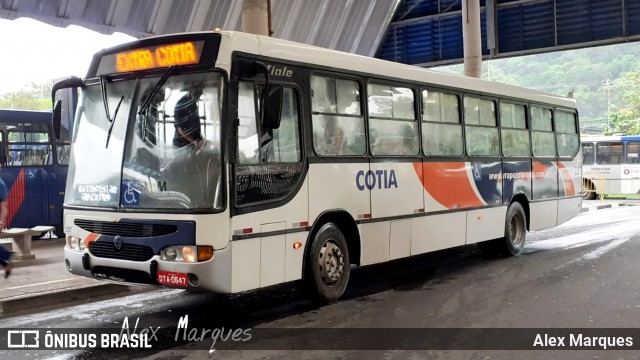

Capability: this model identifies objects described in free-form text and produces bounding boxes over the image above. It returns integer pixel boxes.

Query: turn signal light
[197,246,214,261]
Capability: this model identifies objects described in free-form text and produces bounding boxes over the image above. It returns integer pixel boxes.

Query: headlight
[181,246,196,263]
[68,236,82,251]
[165,247,178,261]
[161,246,214,262]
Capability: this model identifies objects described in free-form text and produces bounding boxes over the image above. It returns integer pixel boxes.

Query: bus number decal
[78,184,117,202]
[356,170,398,191]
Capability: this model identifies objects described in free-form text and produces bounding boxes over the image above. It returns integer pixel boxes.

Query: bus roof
[0,109,52,124]
[218,31,577,109]
[99,30,577,110]
[582,135,640,142]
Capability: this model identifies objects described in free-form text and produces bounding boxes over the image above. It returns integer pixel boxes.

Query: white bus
[581,135,640,200]
[52,31,582,302]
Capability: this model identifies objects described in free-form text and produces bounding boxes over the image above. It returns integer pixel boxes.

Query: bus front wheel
[478,202,527,257]
[303,222,351,303]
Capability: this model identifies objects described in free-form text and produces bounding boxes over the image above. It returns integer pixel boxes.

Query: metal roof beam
[328,0,354,49]
[224,0,243,31]
[148,0,173,35]
[106,0,134,28]
[187,0,212,32]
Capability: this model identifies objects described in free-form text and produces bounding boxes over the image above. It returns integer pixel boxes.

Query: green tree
[603,70,640,135]
[0,82,52,110]
[604,111,640,135]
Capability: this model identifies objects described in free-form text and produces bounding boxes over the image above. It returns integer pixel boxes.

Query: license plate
[157,270,188,287]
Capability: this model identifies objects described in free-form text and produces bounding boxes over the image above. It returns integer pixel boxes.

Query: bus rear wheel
[478,202,527,257]
[303,222,350,303]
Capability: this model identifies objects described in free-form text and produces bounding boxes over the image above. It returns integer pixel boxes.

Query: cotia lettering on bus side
[356,170,398,191]
[266,64,293,77]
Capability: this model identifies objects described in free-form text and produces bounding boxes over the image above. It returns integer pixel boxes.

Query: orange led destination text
[116,42,200,72]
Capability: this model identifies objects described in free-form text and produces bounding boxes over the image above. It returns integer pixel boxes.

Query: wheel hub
[319,240,344,286]
[510,213,524,246]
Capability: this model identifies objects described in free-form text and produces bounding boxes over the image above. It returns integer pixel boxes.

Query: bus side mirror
[236,59,269,80]
[51,76,83,141]
[261,84,283,130]
[53,100,62,141]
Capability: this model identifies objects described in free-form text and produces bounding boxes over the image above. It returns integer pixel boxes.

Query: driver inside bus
[173,86,204,149]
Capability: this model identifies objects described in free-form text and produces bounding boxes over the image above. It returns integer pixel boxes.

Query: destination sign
[97,41,205,75]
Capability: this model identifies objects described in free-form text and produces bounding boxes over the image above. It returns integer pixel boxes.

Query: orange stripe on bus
[557,162,576,196]
[416,162,484,209]
[83,233,100,248]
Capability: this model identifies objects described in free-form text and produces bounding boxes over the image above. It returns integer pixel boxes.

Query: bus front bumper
[64,244,232,293]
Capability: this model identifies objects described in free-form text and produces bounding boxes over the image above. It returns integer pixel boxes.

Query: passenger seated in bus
[24,149,35,165]
[327,127,346,155]
[259,125,274,162]
[401,124,416,154]
[173,87,203,149]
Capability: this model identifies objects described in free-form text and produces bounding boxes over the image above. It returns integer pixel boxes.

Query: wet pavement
[0,198,637,318]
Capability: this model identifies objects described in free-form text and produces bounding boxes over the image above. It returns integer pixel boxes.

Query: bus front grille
[89,242,154,262]
[75,219,177,237]
[92,266,156,284]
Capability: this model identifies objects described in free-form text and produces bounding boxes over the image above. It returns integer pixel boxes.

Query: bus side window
[626,142,640,163]
[269,88,301,162]
[422,90,462,156]
[311,75,365,156]
[581,143,595,165]
[464,96,499,157]
[367,82,418,156]
[235,83,304,206]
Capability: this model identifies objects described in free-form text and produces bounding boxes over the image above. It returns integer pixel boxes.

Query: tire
[478,202,527,257]
[303,222,350,303]
[582,179,596,200]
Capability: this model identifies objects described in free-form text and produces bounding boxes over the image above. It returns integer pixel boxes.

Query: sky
[0,18,136,95]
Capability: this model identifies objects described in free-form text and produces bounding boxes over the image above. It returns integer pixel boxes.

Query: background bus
[581,135,640,200]
[54,31,582,302]
[0,109,72,236]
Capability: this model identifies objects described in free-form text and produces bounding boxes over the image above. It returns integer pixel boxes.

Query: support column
[242,0,271,36]
[462,0,482,78]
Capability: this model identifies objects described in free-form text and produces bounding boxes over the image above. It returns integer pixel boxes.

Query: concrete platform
[581,199,640,212]
[0,238,154,317]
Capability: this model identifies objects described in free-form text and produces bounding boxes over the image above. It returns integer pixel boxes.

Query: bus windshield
[65,72,224,211]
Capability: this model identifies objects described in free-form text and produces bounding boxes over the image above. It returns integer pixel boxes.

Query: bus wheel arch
[478,198,528,257]
[301,210,360,303]
[510,194,530,231]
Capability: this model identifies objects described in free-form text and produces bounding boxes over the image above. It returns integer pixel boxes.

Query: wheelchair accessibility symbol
[472,162,482,181]
[122,180,140,206]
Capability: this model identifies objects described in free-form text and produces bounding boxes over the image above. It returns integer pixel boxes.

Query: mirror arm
[51,76,83,107]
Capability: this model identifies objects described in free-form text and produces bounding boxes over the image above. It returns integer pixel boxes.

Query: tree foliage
[0,82,52,110]
[437,42,640,134]
[603,70,640,135]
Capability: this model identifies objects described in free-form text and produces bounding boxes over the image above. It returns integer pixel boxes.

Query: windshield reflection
[66,72,225,211]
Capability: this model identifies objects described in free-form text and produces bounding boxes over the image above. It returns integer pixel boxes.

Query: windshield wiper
[100,75,112,122]
[138,66,176,115]
[105,95,124,148]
